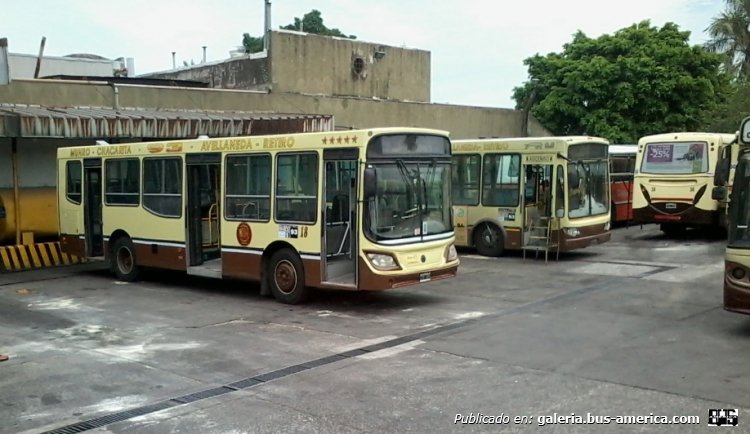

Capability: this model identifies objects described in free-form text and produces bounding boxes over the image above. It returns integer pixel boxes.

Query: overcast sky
[1,0,724,109]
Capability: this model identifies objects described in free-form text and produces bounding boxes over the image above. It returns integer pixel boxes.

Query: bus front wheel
[112,237,140,282]
[268,249,310,304]
[474,224,504,257]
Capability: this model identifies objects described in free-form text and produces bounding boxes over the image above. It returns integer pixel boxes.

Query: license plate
[419,272,431,282]
[665,203,676,209]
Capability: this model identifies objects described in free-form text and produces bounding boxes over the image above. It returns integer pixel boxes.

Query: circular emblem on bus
[236,223,252,246]
[421,255,426,263]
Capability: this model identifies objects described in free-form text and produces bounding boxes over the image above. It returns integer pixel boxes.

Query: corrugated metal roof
[0,105,334,138]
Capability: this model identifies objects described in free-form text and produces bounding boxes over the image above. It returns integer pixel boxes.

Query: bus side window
[524,166,536,203]
[66,160,82,204]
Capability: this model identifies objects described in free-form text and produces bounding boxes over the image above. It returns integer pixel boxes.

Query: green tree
[242,33,264,54]
[512,21,729,143]
[242,10,356,54]
[281,9,356,39]
[703,81,750,132]
[705,0,750,79]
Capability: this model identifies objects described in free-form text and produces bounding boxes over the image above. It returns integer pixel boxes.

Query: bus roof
[609,144,637,155]
[451,135,609,153]
[56,127,451,159]
[638,132,736,145]
[453,135,608,144]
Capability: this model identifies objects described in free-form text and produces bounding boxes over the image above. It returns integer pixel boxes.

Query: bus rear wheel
[473,223,504,257]
[112,237,140,282]
[268,249,310,304]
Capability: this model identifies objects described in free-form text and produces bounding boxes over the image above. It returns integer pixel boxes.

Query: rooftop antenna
[171,51,176,69]
[202,46,207,63]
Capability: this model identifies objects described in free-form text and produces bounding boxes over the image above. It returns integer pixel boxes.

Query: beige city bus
[632,132,737,236]
[57,128,459,304]
[451,136,612,260]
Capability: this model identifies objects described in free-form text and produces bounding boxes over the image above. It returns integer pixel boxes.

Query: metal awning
[0,105,334,138]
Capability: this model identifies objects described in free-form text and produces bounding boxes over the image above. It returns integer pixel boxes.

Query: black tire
[473,223,504,257]
[660,223,686,237]
[111,237,140,282]
[267,249,310,304]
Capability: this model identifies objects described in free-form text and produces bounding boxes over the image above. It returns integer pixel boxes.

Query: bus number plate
[419,272,431,282]
[666,203,677,209]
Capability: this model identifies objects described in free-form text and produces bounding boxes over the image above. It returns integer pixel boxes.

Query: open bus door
[83,158,103,257]
[521,163,557,261]
[322,149,359,287]
[185,153,222,278]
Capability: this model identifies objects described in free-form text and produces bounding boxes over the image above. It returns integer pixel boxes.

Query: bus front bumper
[557,224,611,252]
[357,257,459,291]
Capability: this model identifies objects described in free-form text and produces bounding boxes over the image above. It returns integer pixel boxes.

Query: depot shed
[0,104,333,248]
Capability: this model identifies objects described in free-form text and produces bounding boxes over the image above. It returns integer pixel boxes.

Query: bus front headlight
[604,222,610,231]
[444,243,458,262]
[563,228,581,238]
[366,252,401,271]
[732,267,746,280]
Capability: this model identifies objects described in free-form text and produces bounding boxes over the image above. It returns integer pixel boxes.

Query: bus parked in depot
[57,128,459,304]
[608,144,637,223]
[632,132,737,236]
[724,117,750,314]
[451,136,612,260]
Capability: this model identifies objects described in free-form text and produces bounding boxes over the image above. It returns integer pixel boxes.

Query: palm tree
[705,0,750,79]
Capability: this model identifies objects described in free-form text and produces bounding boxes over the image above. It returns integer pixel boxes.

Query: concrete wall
[144,55,271,91]
[269,31,430,102]
[9,53,115,79]
[0,137,92,189]
[0,80,548,139]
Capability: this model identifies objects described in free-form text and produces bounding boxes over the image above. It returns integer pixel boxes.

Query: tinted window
[482,154,520,207]
[66,160,82,204]
[143,158,182,217]
[105,159,139,205]
[226,154,271,221]
[276,153,318,223]
[452,154,481,205]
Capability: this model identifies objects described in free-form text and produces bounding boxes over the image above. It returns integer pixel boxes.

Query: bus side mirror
[712,186,726,201]
[715,157,731,186]
[555,209,564,218]
[568,170,580,189]
[364,167,377,199]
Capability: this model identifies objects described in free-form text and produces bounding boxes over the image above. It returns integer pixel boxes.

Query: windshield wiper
[395,159,419,219]
[421,158,438,215]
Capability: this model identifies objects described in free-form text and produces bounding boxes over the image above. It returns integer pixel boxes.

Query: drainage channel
[42,277,620,434]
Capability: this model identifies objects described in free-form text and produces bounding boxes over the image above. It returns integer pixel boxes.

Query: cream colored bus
[724,118,750,314]
[57,128,459,304]
[632,132,737,236]
[451,136,612,260]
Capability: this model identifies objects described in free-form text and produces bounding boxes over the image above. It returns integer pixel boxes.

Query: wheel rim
[481,226,497,247]
[116,246,133,275]
[274,260,297,295]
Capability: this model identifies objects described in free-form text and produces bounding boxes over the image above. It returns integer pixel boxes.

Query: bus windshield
[641,142,708,174]
[729,153,750,248]
[568,160,609,218]
[366,160,452,243]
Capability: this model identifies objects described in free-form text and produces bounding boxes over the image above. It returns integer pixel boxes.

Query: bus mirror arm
[712,186,727,201]
[715,157,731,186]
